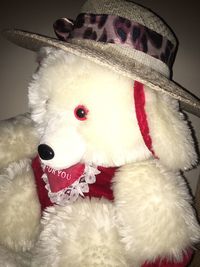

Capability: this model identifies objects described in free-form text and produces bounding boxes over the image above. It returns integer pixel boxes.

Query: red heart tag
[43,163,85,193]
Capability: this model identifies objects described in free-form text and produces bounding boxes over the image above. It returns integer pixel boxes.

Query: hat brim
[2,29,200,117]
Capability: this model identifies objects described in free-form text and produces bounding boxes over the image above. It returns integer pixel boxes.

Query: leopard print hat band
[54,13,176,74]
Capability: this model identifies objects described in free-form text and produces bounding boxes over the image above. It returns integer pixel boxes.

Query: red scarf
[32,156,116,211]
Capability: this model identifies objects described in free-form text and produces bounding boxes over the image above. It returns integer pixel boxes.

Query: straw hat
[2,0,200,117]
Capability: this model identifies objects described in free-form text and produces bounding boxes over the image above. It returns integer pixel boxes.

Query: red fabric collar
[32,156,117,211]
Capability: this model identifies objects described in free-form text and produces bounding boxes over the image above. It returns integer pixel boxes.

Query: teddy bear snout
[38,144,55,160]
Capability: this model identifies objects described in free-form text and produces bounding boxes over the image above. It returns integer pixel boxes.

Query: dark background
[0,0,200,192]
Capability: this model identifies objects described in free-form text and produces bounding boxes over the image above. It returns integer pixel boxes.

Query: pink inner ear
[134,80,156,157]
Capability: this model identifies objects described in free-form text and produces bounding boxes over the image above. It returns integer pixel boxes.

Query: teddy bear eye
[74,105,88,121]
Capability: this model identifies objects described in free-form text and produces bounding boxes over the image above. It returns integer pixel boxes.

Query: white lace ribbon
[41,164,100,206]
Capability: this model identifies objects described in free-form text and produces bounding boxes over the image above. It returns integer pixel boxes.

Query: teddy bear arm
[113,160,200,266]
[32,199,129,267]
[0,159,41,253]
[0,244,31,267]
[0,113,39,169]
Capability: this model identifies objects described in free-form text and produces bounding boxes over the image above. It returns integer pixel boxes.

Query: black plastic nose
[38,144,55,160]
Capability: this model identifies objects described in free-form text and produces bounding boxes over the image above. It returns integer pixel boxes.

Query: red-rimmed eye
[74,105,89,121]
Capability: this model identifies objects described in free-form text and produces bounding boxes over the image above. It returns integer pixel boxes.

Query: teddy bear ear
[144,86,198,170]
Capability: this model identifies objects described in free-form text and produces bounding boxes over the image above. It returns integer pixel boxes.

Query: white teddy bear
[1,0,200,267]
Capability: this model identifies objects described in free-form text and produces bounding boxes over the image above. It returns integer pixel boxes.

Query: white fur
[32,198,129,267]
[29,48,197,171]
[113,160,200,265]
[0,159,41,252]
[29,48,151,168]
[145,88,197,170]
[39,114,86,169]
[0,113,39,169]
[0,245,31,267]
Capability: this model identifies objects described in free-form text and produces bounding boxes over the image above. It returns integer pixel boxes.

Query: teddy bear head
[28,47,197,172]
